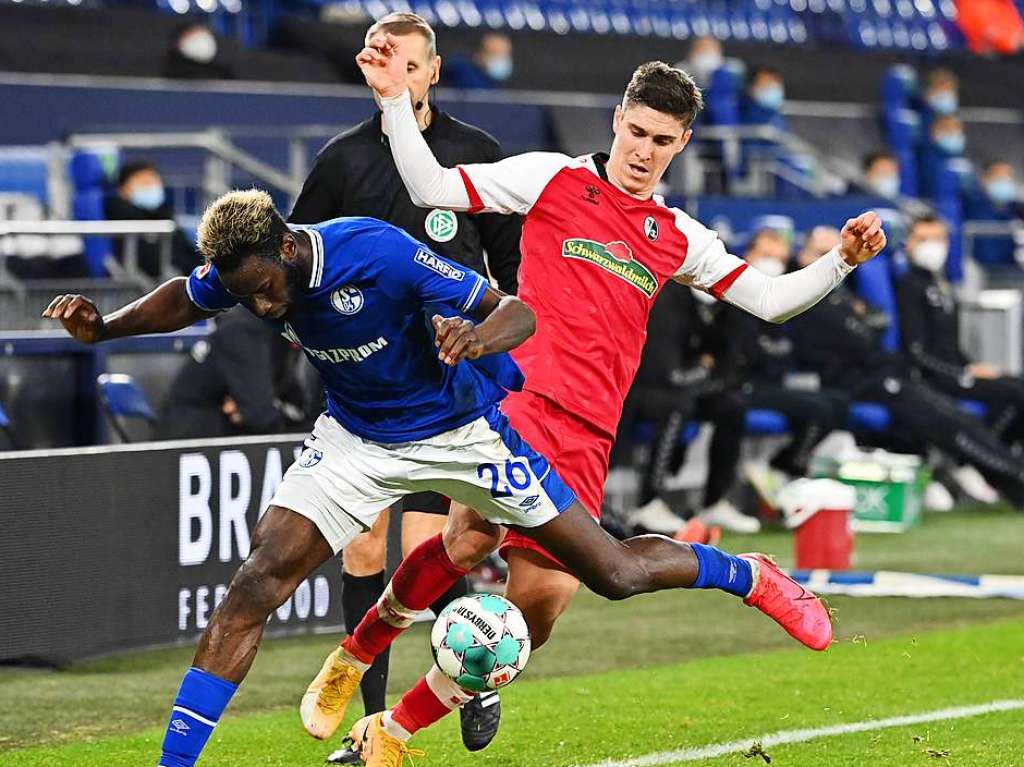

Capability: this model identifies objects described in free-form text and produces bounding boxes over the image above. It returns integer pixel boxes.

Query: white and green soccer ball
[430,594,531,692]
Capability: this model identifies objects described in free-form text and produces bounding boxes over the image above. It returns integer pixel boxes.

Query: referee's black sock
[429,574,471,617]
[342,570,389,716]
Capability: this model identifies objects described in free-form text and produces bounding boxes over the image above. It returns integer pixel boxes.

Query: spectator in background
[964,160,1024,266]
[444,32,514,89]
[622,282,759,535]
[896,213,1024,452]
[733,229,850,492]
[677,35,724,88]
[790,226,1024,510]
[741,67,786,131]
[157,307,309,440]
[105,160,199,278]
[162,22,235,80]
[918,114,967,200]
[863,151,901,199]
[921,68,959,124]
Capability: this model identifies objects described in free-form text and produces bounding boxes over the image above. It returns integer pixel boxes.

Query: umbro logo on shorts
[519,495,539,509]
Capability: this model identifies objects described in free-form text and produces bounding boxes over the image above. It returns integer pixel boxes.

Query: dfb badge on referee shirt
[425,209,459,243]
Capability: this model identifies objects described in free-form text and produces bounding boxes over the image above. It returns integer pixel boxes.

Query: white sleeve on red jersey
[456,153,577,215]
[668,205,855,323]
[380,91,572,214]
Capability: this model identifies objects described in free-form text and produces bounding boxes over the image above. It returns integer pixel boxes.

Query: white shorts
[270,408,577,553]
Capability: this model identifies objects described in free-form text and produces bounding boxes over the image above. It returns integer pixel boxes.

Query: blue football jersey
[186,217,524,442]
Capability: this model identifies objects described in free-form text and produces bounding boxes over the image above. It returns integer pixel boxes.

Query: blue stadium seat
[847,401,891,431]
[744,408,789,434]
[0,147,50,207]
[72,188,113,278]
[0,401,14,450]
[958,399,988,420]
[69,151,107,191]
[97,373,156,443]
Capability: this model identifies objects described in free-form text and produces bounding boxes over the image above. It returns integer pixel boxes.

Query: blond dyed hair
[197,189,288,272]
[365,12,437,57]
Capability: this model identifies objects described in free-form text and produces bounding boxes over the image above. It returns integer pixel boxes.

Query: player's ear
[280,232,298,263]
[677,128,693,155]
[431,55,441,85]
[612,104,623,133]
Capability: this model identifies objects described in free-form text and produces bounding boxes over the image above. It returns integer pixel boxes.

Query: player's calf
[161,507,332,767]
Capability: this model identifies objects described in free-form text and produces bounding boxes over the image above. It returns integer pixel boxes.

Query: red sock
[344,534,468,661]
[391,666,473,736]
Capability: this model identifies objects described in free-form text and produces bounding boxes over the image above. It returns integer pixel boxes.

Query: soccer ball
[430,594,531,692]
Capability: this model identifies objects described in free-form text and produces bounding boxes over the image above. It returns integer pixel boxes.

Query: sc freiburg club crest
[644,215,659,241]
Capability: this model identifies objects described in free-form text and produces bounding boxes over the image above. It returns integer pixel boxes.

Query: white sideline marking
[576,699,1024,767]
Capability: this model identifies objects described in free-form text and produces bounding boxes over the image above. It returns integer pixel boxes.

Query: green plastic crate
[811,452,927,533]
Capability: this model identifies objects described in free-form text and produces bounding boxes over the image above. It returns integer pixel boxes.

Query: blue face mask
[935,133,965,155]
[870,174,900,198]
[485,56,513,82]
[130,185,166,211]
[753,85,784,111]
[927,91,958,116]
[986,177,1018,205]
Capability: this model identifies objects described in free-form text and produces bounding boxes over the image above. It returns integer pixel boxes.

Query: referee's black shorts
[402,491,451,515]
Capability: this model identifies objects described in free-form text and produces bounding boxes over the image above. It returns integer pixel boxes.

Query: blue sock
[159,667,237,767]
[689,544,754,598]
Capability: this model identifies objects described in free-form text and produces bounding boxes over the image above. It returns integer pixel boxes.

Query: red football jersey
[458,152,749,437]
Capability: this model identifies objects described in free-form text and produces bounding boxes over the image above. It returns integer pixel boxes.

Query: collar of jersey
[587,152,660,207]
[287,225,325,290]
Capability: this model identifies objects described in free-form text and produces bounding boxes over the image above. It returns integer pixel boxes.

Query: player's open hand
[432,314,485,365]
[839,211,887,266]
[41,293,105,344]
[356,33,408,99]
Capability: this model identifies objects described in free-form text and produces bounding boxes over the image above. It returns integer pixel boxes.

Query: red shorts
[498,389,614,568]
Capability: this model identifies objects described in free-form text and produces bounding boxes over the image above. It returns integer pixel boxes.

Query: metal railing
[962,219,1024,265]
[1,219,176,293]
[65,129,307,209]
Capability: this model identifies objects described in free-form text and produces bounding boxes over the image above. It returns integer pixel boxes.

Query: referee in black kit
[287,12,521,765]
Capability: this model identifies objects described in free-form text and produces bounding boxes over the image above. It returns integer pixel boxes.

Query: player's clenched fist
[41,293,105,344]
[839,211,887,266]
[356,32,408,99]
[432,314,485,365]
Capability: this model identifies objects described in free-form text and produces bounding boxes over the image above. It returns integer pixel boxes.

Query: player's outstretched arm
[357,34,564,215]
[719,211,886,323]
[42,277,215,344]
[431,287,535,366]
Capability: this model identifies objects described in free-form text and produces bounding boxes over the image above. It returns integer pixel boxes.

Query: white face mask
[911,240,949,273]
[691,51,723,75]
[180,31,217,64]
[748,256,787,278]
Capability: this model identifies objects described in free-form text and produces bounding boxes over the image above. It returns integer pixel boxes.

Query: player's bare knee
[342,530,387,575]
[441,507,501,569]
[587,567,643,601]
[520,605,560,649]
[226,547,293,617]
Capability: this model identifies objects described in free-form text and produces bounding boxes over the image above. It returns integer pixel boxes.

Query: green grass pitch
[3,507,1023,766]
